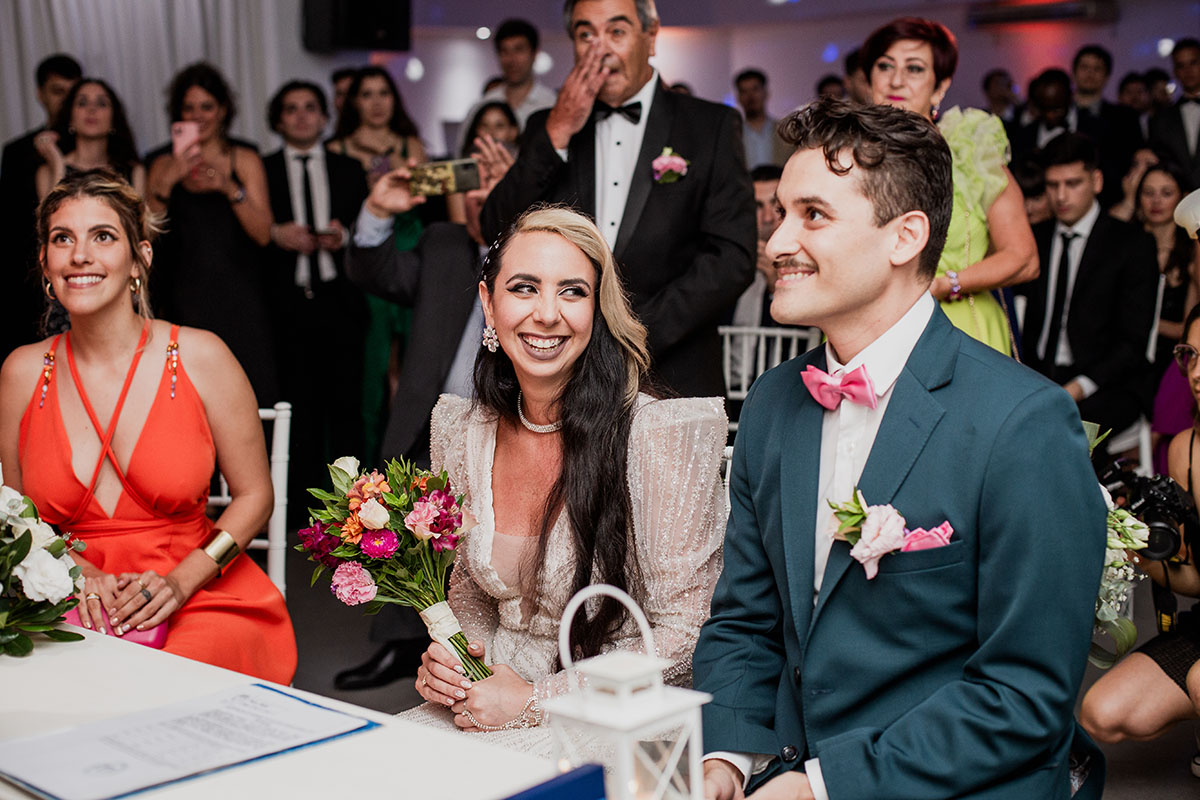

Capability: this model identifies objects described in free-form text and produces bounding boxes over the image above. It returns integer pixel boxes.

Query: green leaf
[42,628,85,642]
[19,497,38,519]
[308,488,343,504]
[310,565,326,588]
[1081,421,1111,457]
[328,464,354,495]
[17,623,55,632]
[2,633,33,656]
[46,538,66,558]
[1088,617,1138,669]
[8,531,31,566]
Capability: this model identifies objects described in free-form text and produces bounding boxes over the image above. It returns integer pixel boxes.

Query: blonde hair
[499,205,650,404]
[37,167,163,320]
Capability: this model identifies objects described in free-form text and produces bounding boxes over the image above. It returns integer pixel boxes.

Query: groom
[694,97,1107,800]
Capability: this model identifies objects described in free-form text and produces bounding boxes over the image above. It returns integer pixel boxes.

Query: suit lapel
[780,348,827,649]
[808,311,955,632]
[614,81,672,261]
[568,117,597,218]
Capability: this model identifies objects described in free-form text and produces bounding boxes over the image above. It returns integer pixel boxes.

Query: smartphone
[408,158,482,196]
[171,121,201,159]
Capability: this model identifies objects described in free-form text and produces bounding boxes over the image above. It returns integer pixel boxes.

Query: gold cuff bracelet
[201,529,240,574]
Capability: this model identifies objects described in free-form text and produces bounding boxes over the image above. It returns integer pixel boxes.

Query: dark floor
[276,546,1200,797]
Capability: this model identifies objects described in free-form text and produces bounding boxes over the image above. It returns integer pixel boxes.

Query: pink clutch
[63,607,168,649]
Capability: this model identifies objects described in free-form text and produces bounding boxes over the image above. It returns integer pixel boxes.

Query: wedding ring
[140,588,152,602]
[421,673,428,687]
[206,168,216,178]
[85,593,100,601]
[136,578,147,589]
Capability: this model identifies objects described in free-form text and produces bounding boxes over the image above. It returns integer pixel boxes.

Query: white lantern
[542,585,711,800]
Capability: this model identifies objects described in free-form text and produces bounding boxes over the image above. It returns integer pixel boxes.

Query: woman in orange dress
[0,168,295,683]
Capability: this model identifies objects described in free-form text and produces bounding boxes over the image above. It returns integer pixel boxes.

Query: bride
[401,202,727,753]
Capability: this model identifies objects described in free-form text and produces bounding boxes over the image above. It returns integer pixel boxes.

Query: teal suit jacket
[694,308,1107,799]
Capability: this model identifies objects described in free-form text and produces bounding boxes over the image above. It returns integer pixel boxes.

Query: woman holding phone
[145,62,277,405]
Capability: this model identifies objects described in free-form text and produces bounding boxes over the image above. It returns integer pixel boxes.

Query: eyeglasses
[1173,343,1199,373]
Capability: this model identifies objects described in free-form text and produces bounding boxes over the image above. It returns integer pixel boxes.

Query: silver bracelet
[462,689,543,731]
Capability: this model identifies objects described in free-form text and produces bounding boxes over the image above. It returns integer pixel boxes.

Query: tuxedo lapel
[808,312,955,631]
[614,82,672,260]
[568,117,597,218]
[780,349,827,651]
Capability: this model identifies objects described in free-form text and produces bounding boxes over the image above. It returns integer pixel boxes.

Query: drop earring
[482,325,499,353]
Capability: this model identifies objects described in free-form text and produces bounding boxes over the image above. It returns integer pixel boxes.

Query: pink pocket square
[900,521,954,552]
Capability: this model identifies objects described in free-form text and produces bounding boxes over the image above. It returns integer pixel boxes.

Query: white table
[0,627,557,800]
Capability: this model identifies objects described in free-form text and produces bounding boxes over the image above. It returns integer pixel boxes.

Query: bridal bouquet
[1,468,86,656]
[297,456,492,680]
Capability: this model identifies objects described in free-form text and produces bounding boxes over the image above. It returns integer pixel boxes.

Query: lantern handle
[557,584,657,676]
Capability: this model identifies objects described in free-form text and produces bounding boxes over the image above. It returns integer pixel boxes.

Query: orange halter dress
[19,324,296,684]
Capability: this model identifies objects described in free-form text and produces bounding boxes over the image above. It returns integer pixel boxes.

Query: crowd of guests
[1,0,1200,792]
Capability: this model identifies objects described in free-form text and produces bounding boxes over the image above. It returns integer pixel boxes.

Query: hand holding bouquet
[297,456,491,680]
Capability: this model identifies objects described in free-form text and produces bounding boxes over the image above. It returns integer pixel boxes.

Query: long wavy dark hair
[1136,163,1195,289]
[473,206,651,665]
[332,66,419,141]
[167,62,237,138]
[51,78,140,181]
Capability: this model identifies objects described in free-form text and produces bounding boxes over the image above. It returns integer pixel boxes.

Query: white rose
[14,548,75,604]
[0,484,26,521]
[9,517,59,552]
[358,497,391,530]
[331,456,360,478]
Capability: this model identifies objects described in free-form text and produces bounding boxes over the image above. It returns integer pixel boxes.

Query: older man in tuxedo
[482,0,755,397]
[1150,37,1200,190]
[695,98,1106,800]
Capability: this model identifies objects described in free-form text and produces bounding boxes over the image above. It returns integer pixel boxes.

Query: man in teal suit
[695,97,1107,799]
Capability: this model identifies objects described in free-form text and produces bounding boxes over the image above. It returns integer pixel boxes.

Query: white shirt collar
[826,292,936,399]
[1056,199,1101,240]
[284,143,324,162]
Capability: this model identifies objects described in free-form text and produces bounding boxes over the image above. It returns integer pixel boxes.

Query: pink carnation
[330,562,377,605]
[651,148,689,182]
[901,521,954,552]
[405,499,439,541]
[360,528,400,559]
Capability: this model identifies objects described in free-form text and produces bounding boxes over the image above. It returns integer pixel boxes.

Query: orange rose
[338,513,364,545]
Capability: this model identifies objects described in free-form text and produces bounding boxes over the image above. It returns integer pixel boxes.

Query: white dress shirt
[283,144,337,289]
[742,116,780,168]
[708,293,937,800]
[1037,200,1102,397]
[593,70,659,249]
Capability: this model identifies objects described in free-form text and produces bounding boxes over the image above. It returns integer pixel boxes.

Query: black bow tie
[594,101,642,124]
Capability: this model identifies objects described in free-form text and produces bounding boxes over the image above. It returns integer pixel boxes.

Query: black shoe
[334,639,424,691]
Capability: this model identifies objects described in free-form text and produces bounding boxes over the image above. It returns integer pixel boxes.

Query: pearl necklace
[517,391,562,434]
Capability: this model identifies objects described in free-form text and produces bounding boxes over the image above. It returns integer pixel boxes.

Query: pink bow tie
[802,364,878,410]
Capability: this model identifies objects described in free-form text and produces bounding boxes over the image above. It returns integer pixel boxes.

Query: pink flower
[901,521,954,552]
[849,504,907,579]
[651,147,689,183]
[405,499,439,541]
[431,531,460,553]
[360,528,400,559]
[330,562,377,605]
[348,470,390,511]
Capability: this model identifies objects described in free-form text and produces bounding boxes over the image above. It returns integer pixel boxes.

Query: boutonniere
[651,147,689,184]
[827,488,954,579]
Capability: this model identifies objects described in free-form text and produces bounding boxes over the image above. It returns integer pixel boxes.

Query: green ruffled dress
[937,107,1014,354]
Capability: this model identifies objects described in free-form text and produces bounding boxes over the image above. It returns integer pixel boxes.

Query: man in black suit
[482,0,755,398]
[334,147,510,691]
[1072,44,1143,206]
[262,80,368,510]
[1149,38,1200,190]
[0,53,81,360]
[1014,133,1159,453]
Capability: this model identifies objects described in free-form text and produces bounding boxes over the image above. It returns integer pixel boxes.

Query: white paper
[0,684,376,800]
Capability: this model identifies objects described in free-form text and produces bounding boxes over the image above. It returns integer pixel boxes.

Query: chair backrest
[208,402,291,597]
[721,445,734,507]
[720,325,822,401]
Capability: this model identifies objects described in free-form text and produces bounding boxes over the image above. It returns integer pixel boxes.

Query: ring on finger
[85,592,100,601]
[140,588,152,602]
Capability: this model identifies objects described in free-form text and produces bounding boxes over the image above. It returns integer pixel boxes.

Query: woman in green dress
[863,17,1038,354]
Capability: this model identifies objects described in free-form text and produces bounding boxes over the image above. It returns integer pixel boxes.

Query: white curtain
[0,0,291,155]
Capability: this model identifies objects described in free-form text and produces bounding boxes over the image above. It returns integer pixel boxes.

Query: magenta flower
[298,521,342,568]
[426,490,463,533]
[330,562,377,605]
[431,531,460,553]
[360,528,400,559]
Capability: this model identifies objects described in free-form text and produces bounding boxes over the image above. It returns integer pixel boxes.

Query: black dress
[153,154,278,405]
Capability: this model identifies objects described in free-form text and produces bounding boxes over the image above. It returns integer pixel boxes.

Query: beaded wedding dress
[398,393,727,757]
